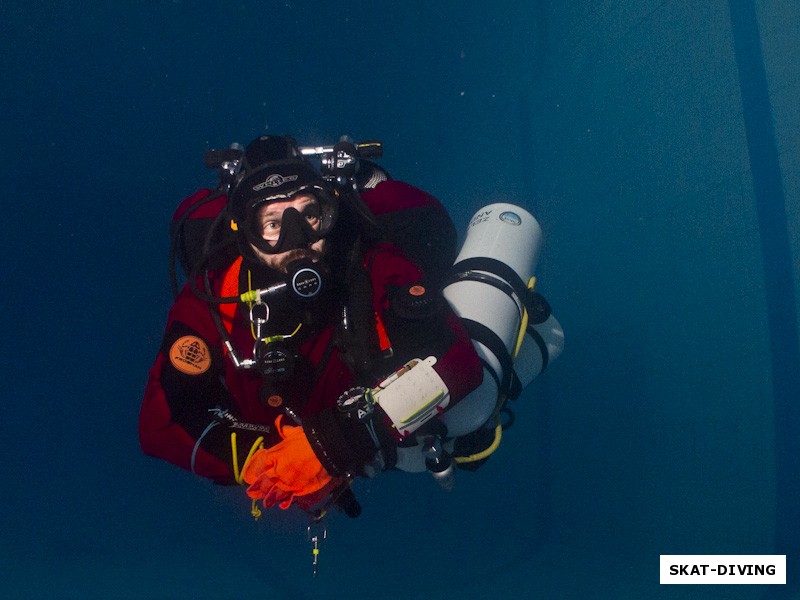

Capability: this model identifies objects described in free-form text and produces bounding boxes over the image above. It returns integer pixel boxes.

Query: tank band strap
[526,323,550,373]
[448,257,531,308]
[460,318,522,401]
[446,269,524,322]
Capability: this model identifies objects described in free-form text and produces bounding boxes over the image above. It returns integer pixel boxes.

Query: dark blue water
[3,1,797,598]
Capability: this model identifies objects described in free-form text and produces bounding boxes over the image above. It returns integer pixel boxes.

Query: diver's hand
[242,415,339,510]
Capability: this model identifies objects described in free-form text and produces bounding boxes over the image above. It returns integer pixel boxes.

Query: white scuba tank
[441,203,563,436]
[394,203,564,473]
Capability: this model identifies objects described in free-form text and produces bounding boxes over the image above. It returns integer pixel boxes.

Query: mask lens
[253,203,321,253]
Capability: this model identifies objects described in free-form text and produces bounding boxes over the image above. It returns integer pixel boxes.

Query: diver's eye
[303,210,321,228]
[262,221,281,242]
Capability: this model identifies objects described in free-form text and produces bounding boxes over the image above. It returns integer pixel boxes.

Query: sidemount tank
[440,203,564,437]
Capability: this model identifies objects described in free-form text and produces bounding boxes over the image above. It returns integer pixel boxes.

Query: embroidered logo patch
[169,336,211,375]
[253,173,298,191]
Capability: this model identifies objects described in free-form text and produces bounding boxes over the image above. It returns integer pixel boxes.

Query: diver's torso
[218,258,354,429]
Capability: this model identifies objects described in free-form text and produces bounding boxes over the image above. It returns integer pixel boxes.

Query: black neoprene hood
[230,160,333,222]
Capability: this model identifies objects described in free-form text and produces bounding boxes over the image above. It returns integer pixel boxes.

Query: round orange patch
[409,285,426,296]
[169,335,211,375]
[267,395,284,408]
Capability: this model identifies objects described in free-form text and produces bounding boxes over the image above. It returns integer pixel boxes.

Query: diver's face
[251,193,326,272]
[256,193,321,244]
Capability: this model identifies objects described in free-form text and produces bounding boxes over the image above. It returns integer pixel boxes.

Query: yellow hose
[453,421,503,464]
[230,432,264,485]
[513,276,536,358]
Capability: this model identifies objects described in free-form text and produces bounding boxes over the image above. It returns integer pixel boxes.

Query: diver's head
[228,135,337,271]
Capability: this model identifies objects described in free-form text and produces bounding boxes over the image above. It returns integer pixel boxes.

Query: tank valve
[423,436,455,491]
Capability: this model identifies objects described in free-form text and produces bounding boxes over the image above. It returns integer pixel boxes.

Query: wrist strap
[304,408,380,477]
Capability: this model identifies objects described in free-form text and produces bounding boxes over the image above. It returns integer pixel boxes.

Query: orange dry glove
[242,415,339,510]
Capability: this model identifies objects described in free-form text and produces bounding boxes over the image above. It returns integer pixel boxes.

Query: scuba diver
[139,135,486,517]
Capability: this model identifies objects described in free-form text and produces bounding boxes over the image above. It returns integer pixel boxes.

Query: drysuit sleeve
[138,286,272,484]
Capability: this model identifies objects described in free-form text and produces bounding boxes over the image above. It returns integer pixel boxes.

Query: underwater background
[2,1,798,598]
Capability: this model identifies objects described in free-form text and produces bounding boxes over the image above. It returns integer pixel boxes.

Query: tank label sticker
[499,211,522,225]
[169,335,212,375]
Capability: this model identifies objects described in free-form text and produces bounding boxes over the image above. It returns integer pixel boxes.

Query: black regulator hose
[184,198,243,305]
